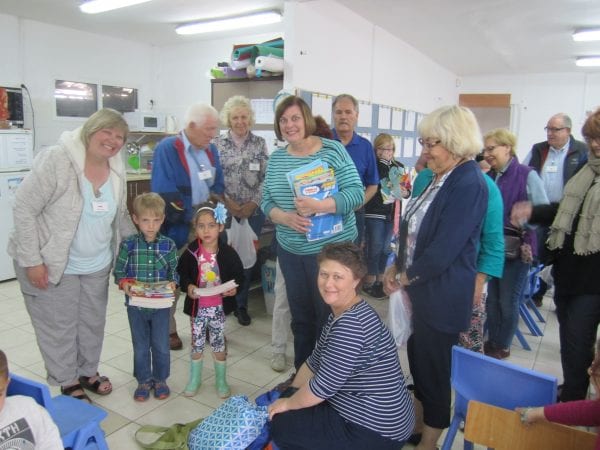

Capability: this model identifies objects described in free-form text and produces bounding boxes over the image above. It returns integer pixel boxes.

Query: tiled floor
[0,278,562,449]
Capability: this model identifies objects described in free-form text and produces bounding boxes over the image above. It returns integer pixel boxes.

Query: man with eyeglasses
[331,94,379,248]
[523,113,587,306]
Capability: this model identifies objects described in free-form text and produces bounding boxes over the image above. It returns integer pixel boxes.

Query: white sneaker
[271,353,286,372]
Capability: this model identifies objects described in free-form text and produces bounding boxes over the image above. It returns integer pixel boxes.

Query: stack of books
[287,159,343,242]
[129,282,175,309]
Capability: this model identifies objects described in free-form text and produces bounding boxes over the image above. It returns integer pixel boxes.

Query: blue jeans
[277,246,331,369]
[127,305,170,383]
[364,218,393,276]
[234,210,265,310]
[486,258,529,349]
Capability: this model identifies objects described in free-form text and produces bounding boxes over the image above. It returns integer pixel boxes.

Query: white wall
[0,13,154,151]
[285,1,458,114]
[460,72,600,159]
[154,31,283,129]
[0,12,281,151]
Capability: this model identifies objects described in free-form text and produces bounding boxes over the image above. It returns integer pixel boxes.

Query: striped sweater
[261,138,364,255]
[307,299,415,442]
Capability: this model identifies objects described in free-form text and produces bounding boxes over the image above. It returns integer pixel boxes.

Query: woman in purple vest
[482,129,548,359]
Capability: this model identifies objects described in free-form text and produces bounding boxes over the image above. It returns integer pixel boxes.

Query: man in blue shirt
[332,94,379,247]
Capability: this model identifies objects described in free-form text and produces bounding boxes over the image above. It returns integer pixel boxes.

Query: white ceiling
[2,0,600,76]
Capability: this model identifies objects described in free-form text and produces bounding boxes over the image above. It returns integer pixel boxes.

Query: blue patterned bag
[188,395,268,450]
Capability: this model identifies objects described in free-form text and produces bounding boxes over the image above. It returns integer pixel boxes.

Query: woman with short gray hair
[215,95,269,326]
[384,105,488,450]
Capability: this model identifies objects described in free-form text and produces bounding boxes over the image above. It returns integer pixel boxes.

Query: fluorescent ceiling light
[573,28,600,42]
[575,56,600,67]
[176,10,282,35]
[80,0,153,14]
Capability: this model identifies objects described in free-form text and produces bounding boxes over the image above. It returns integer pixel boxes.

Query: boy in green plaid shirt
[114,193,179,402]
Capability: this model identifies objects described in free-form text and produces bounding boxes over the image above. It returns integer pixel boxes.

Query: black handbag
[504,226,524,260]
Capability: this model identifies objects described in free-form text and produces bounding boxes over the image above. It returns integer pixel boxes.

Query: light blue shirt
[540,139,570,202]
[182,131,214,206]
[65,179,115,274]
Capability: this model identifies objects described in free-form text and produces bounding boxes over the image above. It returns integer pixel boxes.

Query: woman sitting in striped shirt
[268,242,415,449]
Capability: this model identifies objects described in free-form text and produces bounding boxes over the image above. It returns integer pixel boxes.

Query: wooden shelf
[210,75,283,84]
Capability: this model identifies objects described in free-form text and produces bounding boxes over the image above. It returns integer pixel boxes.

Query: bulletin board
[297,89,423,167]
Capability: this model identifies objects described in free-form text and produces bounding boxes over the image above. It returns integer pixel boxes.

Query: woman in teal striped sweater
[261,96,363,369]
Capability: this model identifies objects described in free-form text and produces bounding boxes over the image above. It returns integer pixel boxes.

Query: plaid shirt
[114,233,179,285]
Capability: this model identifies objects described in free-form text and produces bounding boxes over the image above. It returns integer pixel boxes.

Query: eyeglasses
[418,138,441,149]
[482,144,503,153]
[584,136,600,145]
[377,146,394,152]
[544,126,567,133]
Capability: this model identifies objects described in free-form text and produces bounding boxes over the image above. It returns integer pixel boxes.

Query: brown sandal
[61,383,92,403]
[79,373,112,395]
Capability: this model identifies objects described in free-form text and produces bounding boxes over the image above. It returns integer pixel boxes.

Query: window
[102,85,138,113]
[55,80,97,118]
[55,80,138,117]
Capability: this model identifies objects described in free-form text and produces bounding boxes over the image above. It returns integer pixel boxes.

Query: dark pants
[271,401,403,450]
[355,207,365,247]
[533,226,551,301]
[407,314,458,429]
[277,246,331,369]
[555,293,600,401]
[233,210,265,310]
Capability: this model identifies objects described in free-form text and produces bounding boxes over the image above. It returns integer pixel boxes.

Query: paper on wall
[403,137,415,158]
[405,111,416,132]
[358,102,372,128]
[251,98,275,124]
[311,94,333,124]
[392,108,403,131]
[378,106,391,129]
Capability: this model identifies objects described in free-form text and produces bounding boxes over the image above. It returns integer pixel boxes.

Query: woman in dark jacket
[512,107,600,402]
[384,105,488,450]
[482,128,548,360]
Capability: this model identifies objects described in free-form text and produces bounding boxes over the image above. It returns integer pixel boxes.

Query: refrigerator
[0,129,33,281]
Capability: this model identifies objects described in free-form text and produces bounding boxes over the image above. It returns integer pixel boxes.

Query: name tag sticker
[198,169,212,180]
[249,162,260,171]
[546,165,558,173]
[92,201,109,212]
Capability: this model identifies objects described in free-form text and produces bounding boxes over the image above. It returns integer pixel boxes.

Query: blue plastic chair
[521,264,546,324]
[7,373,109,450]
[513,265,546,351]
[440,346,557,450]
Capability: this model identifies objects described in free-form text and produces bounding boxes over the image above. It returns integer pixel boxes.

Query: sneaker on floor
[371,282,387,299]
[362,282,386,300]
[235,307,251,326]
[271,353,287,372]
[153,381,170,400]
[133,382,152,402]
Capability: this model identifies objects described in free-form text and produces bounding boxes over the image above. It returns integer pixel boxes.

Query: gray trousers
[16,262,111,386]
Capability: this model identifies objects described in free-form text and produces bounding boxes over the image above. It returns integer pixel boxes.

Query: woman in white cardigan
[8,108,135,402]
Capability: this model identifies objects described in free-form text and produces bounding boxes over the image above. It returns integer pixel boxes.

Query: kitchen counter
[126,171,151,181]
